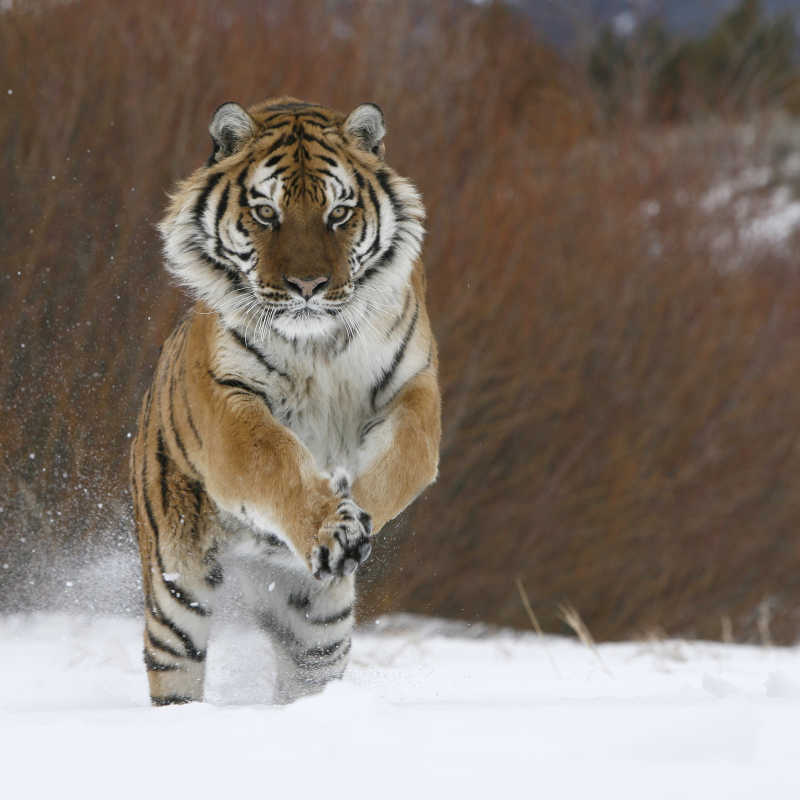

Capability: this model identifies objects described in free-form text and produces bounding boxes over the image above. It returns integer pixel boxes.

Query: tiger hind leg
[256,565,356,704]
[133,446,222,706]
[142,555,217,706]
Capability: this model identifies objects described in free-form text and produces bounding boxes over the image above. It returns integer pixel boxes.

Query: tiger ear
[209,102,256,163]
[345,103,386,158]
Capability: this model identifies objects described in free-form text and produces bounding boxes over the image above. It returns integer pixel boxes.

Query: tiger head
[159,97,425,341]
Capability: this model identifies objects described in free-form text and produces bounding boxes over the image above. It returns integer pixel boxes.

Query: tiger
[129,97,441,706]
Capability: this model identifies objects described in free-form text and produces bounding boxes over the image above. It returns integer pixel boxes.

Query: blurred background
[3,0,800,643]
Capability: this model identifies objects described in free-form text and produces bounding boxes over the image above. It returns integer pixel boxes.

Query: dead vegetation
[2,0,800,643]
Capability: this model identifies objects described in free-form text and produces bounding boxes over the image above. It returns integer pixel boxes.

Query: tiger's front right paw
[310,472,372,580]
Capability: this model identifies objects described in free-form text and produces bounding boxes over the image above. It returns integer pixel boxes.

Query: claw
[342,558,358,575]
[358,539,373,562]
[317,545,330,574]
[358,511,372,535]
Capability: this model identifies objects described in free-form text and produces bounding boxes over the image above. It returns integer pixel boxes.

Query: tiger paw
[311,471,372,580]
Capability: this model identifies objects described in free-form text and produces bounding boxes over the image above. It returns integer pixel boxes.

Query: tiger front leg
[200,384,371,578]
[310,469,373,580]
[353,371,441,534]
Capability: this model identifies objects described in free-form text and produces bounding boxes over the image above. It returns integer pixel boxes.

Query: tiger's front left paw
[311,471,372,580]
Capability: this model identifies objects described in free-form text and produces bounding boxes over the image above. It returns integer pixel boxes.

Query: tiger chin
[129,97,441,706]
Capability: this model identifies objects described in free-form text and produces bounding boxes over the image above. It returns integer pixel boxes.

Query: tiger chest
[216,322,418,479]
[278,363,374,475]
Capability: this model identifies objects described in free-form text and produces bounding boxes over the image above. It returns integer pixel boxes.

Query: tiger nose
[283,275,329,300]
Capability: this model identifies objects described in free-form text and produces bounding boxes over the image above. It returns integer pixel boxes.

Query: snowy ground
[2,612,800,799]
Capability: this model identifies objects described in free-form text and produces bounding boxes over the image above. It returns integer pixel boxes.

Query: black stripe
[388,289,412,335]
[214,183,235,266]
[287,592,310,610]
[260,117,293,131]
[190,246,243,292]
[249,185,269,199]
[257,610,303,650]
[151,695,193,707]
[359,417,385,444]
[143,649,181,672]
[149,597,206,662]
[228,328,291,381]
[260,103,327,119]
[184,393,202,443]
[258,610,352,669]
[377,243,397,267]
[161,574,210,617]
[193,171,224,229]
[235,164,250,205]
[145,439,201,615]
[299,110,331,122]
[178,345,203,446]
[353,238,400,289]
[354,207,369,249]
[141,455,164,561]
[355,266,378,286]
[306,605,353,626]
[371,302,419,410]
[141,436,207,657]
[155,431,170,514]
[366,181,382,257]
[264,134,289,156]
[317,168,344,192]
[146,629,185,659]
[295,638,352,669]
[376,169,405,219]
[205,562,224,588]
[168,368,197,475]
[302,132,337,155]
[296,118,329,130]
[209,371,274,413]
[301,638,347,660]
[215,182,230,237]
[138,422,161,538]
[141,384,154,434]
[254,531,287,549]
[189,479,204,520]
[203,544,224,587]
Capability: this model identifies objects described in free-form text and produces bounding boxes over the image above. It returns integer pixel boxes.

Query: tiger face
[160,98,425,340]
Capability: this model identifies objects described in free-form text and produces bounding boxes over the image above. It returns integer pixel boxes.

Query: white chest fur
[214,308,425,478]
[278,345,379,474]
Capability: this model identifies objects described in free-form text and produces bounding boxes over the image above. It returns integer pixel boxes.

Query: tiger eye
[253,205,278,225]
[330,205,350,222]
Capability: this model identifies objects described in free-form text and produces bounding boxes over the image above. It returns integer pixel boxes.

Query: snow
[699,154,800,254]
[700,166,772,213]
[2,612,800,798]
[742,187,800,245]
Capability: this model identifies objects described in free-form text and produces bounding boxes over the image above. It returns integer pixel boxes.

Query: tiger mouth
[273,298,348,314]
[290,307,318,320]
[247,290,350,325]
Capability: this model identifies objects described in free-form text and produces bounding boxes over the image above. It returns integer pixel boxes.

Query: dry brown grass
[2,0,800,644]
[359,120,800,645]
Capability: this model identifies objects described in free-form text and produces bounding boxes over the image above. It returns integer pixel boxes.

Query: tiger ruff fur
[130,97,441,705]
